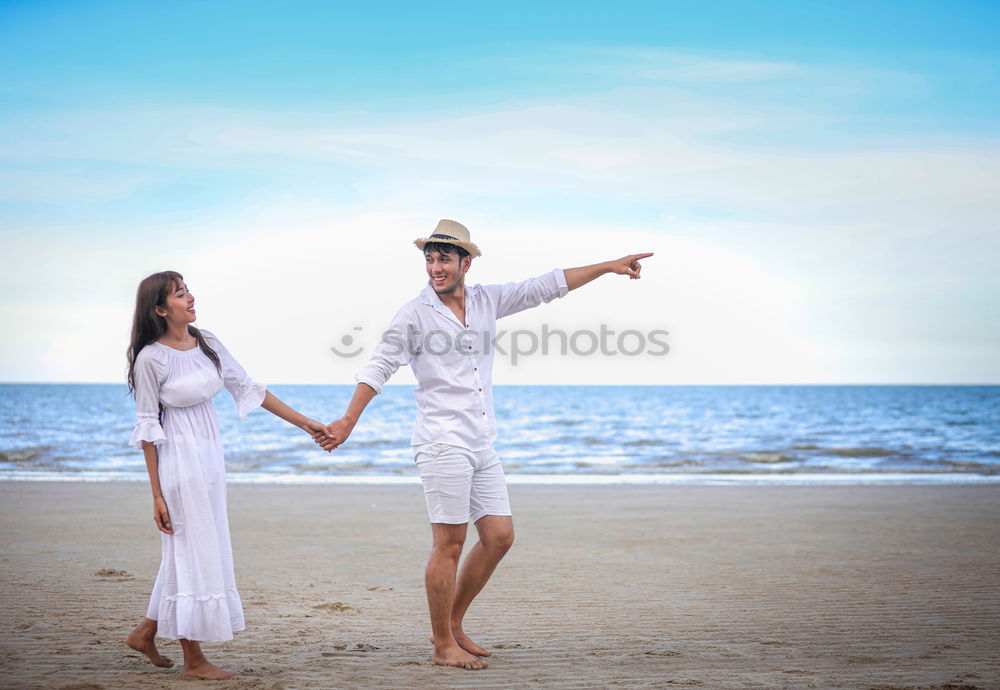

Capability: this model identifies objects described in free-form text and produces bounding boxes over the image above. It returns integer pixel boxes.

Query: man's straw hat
[413,219,482,258]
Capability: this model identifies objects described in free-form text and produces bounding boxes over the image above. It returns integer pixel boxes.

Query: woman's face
[156,281,196,326]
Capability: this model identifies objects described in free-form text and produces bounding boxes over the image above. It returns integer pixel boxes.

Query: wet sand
[1,481,998,689]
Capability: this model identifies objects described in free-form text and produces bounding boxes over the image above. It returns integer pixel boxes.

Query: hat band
[430,233,458,241]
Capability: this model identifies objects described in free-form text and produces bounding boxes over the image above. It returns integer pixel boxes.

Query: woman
[123,270,327,680]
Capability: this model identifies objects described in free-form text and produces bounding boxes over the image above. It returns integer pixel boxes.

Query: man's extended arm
[493,251,652,320]
[564,253,653,291]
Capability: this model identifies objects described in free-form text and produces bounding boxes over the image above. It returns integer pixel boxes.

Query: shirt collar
[419,282,438,306]
[419,281,480,307]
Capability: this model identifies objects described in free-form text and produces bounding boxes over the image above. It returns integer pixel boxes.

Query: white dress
[129,330,266,642]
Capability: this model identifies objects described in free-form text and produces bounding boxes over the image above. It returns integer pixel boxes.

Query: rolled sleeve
[495,268,568,319]
[354,369,385,395]
[553,268,569,298]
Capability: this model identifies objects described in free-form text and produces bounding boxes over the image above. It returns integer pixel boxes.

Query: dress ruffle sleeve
[203,331,267,420]
[129,350,167,448]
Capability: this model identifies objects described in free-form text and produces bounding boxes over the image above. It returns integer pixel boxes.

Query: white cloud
[2,49,998,383]
[9,86,996,229]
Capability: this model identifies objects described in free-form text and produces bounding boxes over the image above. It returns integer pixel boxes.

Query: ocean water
[0,384,998,484]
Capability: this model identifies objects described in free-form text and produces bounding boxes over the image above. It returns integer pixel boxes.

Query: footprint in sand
[321,643,378,656]
[94,568,134,581]
[312,602,357,613]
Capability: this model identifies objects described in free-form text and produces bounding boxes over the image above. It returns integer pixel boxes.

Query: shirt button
[474,367,478,371]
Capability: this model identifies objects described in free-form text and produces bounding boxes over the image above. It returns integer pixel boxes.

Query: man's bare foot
[183,659,236,680]
[431,643,487,670]
[431,629,492,657]
[452,627,491,657]
[125,621,173,668]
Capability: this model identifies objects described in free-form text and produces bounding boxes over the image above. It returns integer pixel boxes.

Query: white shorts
[412,443,512,524]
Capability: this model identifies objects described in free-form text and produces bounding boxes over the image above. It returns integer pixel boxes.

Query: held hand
[323,417,356,450]
[302,418,334,453]
[153,496,173,535]
[609,252,654,280]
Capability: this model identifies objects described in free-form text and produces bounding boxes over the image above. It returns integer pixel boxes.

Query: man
[317,220,652,670]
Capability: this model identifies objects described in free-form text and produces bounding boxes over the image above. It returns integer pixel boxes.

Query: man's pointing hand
[611,252,654,280]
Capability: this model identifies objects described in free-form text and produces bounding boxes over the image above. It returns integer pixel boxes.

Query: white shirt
[356,269,569,450]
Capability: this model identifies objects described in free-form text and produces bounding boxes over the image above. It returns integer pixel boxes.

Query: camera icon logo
[330,326,365,358]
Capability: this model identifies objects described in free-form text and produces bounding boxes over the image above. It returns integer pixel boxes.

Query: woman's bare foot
[432,643,488,670]
[125,618,173,668]
[452,626,491,657]
[179,639,236,680]
[183,658,236,680]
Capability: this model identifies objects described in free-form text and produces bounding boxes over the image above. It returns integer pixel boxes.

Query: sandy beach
[1,481,997,689]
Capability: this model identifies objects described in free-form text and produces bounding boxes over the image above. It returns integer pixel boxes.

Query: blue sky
[1,1,998,384]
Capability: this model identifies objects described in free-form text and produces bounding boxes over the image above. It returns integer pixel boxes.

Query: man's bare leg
[450,515,514,657]
[179,639,236,680]
[124,617,173,667]
[426,522,487,669]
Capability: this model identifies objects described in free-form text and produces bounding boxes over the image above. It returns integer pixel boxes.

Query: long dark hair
[126,270,221,396]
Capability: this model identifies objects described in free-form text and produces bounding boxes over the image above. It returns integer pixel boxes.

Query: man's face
[425,248,470,295]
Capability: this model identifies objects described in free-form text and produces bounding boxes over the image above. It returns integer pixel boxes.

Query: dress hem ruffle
[149,588,245,642]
